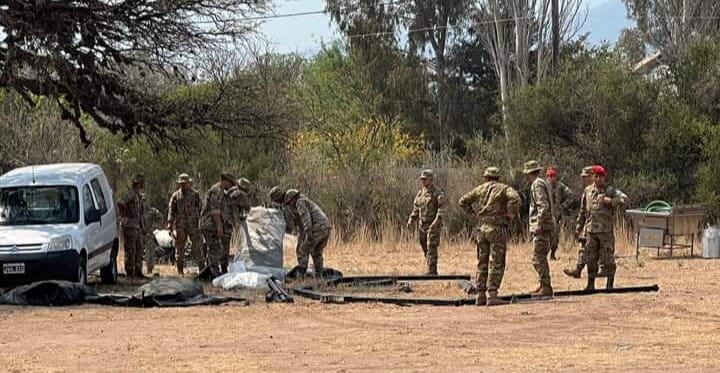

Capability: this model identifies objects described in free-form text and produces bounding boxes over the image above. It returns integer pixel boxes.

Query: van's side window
[90,179,108,215]
[82,185,96,222]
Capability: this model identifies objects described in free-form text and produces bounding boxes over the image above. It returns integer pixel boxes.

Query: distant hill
[583,0,635,45]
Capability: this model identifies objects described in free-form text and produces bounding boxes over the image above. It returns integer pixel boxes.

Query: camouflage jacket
[291,195,331,235]
[529,177,556,232]
[226,187,251,226]
[550,181,575,221]
[118,187,144,231]
[458,181,520,227]
[167,188,201,230]
[200,182,227,231]
[576,184,628,234]
[410,185,447,224]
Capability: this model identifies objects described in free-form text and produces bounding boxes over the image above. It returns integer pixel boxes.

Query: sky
[260,0,635,55]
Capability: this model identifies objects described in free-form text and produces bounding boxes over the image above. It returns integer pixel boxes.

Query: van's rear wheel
[100,252,117,284]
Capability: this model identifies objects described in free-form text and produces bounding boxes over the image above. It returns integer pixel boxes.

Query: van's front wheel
[75,255,87,285]
[100,252,117,284]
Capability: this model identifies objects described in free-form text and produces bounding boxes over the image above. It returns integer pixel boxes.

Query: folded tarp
[0,278,244,307]
[0,280,88,306]
[213,207,287,290]
[234,207,286,277]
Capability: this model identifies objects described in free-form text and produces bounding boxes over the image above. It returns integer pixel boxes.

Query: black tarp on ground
[0,278,244,307]
[0,280,88,306]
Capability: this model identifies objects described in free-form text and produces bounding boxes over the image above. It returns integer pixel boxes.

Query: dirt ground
[1,234,719,372]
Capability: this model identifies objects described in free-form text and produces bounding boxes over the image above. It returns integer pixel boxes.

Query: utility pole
[551,0,560,73]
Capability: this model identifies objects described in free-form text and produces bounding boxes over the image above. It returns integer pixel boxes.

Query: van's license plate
[3,263,25,274]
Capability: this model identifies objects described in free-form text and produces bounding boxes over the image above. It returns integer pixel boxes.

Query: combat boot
[475,292,487,306]
[425,263,438,276]
[584,277,596,292]
[531,284,554,298]
[177,262,184,276]
[563,265,583,279]
[606,275,614,290]
[486,291,510,307]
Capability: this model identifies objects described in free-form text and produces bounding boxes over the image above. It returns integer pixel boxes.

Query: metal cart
[626,204,706,258]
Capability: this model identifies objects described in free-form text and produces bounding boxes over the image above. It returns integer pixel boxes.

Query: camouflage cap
[483,167,500,178]
[131,173,145,183]
[176,173,192,184]
[580,166,593,177]
[269,186,285,202]
[220,172,237,185]
[522,160,543,175]
[420,169,435,180]
[237,177,252,191]
[284,189,300,204]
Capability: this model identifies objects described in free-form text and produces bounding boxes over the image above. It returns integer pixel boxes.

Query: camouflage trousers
[297,228,330,273]
[122,227,144,278]
[202,229,231,275]
[532,231,553,287]
[474,224,508,292]
[550,221,562,253]
[175,227,204,269]
[575,240,586,267]
[584,232,616,278]
[419,222,441,272]
[143,232,155,274]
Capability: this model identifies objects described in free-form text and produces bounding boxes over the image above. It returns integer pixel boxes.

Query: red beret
[545,167,557,177]
[592,165,607,177]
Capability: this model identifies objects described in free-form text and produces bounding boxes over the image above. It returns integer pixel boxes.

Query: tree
[473,0,585,140]
[616,28,647,64]
[444,31,499,140]
[295,43,423,171]
[0,0,268,143]
[326,0,472,140]
[405,0,473,131]
[623,0,720,60]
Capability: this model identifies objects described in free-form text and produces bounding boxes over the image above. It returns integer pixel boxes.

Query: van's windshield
[0,186,80,226]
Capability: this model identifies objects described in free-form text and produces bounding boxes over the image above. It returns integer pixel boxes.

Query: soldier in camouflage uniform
[285,189,331,276]
[575,165,628,290]
[524,161,556,297]
[200,172,236,278]
[167,173,203,275]
[546,167,576,261]
[458,167,521,306]
[117,173,146,278]
[407,169,447,276]
[564,166,594,278]
[230,178,252,223]
[143,204,163,274]
[269,186,296,234]
[221,178,252,270]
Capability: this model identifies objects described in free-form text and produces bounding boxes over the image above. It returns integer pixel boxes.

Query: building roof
[633,51,663,74]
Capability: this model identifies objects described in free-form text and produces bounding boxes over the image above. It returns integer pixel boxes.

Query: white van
[0,163,118,285]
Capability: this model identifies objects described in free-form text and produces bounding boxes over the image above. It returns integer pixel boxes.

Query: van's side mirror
[86,209,102,224]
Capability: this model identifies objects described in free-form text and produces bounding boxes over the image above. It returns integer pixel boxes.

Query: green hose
[645,200,672,212]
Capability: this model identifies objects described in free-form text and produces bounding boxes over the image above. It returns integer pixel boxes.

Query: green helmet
[269,186,285,202]
[284,189,300,204]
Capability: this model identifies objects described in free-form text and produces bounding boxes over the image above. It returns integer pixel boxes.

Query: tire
[75,255,87,285]
[100,251,118,284]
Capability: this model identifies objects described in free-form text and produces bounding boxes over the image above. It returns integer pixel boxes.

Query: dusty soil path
[1,238,719,372]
